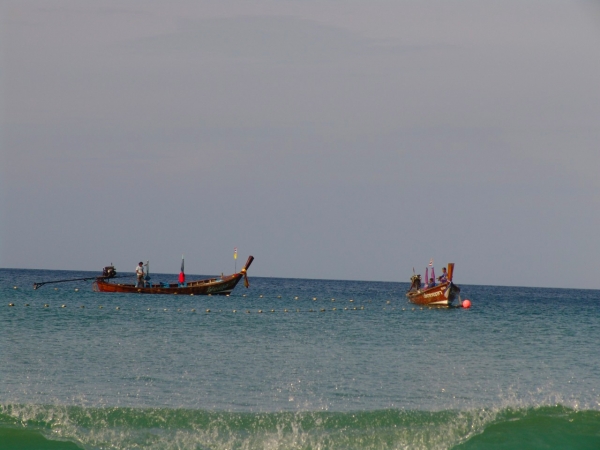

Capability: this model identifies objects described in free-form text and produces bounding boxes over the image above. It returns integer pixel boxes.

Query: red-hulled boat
[92,256,254,295]
[406,262,460,306]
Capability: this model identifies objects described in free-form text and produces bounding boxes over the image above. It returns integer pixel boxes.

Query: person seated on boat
[135,262,145,288]
[427,278,435,288]
[438,267,448,283]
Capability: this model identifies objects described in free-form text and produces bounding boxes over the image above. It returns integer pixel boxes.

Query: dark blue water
[1,268,599,449]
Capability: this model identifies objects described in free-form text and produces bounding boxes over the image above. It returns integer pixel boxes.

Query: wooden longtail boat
[92,256,254,295]
[406,262,460,306]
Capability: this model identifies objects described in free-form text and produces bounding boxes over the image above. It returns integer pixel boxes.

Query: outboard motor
[102,265,117,278]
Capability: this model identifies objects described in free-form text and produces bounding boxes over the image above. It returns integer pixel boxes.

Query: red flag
[179,255,185,284]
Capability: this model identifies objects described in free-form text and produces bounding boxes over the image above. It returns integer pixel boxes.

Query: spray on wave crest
[1,404,599,450]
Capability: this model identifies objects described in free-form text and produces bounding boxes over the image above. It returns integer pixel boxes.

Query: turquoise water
[1,269,599,449]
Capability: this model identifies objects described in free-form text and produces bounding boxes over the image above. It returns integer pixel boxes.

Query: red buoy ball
[462,299,471,309]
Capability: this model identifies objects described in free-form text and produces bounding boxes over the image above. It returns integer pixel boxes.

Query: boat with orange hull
[406,262,460,306]
[92,256,254,295]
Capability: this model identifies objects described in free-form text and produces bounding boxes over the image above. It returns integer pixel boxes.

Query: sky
[1,0,600,288]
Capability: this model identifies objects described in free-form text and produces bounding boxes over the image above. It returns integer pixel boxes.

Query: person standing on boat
[135,262,145,288]
[438,267,448,283]
[428,278,436,288]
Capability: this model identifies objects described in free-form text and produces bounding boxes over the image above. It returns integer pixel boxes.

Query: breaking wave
[1,403,599,449]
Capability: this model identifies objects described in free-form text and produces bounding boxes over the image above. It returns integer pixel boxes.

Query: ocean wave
[1,403,599,450]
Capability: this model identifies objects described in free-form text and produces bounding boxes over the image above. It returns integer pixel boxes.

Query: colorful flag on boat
[179,255,185,284]
[429,258,433,266]
[234,247,238,260]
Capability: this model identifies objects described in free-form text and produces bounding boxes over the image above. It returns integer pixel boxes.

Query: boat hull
[93,273,244,295]
[406,282,460,306]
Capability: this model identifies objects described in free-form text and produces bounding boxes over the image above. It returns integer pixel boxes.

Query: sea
[1,268,599,450]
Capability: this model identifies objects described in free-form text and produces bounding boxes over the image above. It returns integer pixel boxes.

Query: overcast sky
[1,1,600,288]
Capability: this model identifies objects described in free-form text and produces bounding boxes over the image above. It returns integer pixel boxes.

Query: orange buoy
[462,299,472,308]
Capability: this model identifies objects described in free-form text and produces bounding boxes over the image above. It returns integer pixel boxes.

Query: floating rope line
[4,303,384,313]
[6,298,455,313]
